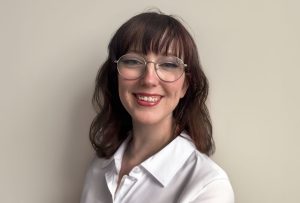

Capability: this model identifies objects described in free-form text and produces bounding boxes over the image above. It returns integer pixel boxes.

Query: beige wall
[1,0,299,202]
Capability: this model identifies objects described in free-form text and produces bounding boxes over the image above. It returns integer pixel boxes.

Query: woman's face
[118,52,188,127]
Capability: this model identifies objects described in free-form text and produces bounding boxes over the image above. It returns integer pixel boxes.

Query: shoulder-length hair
[90,11,214,158]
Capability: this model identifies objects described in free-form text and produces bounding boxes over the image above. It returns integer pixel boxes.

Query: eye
[120,58,144,66]
[159,62,179,69]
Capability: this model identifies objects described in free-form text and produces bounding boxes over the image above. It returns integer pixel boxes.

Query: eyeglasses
[114,53,187,82]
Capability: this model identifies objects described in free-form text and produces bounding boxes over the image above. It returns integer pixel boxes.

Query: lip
[133,93,162,107]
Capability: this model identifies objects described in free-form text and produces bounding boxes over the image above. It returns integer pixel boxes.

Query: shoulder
[81,154,116,192]
[177,133,235,202]
[84,155,113,177]
[190,153,234,202]
[80,155,112,203]
[179,132,231,184]
[190,151,229,183]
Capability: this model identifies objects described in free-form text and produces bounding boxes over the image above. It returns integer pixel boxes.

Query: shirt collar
[101,132,196,187]
[101,135,132,170]
[140,132,196,187]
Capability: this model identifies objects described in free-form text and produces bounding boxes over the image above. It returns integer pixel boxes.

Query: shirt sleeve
[190,179,234,203]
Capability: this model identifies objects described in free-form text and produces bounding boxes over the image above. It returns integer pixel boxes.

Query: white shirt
[80,132,234,203]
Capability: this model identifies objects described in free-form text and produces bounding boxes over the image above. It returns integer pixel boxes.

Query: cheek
[168,83,187,105]
[180,87,187,98]
[118,78,133,108]
[118,78,126,105]
[177,78,188,98]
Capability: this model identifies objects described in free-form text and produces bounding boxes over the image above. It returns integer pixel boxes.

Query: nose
[140,62,159,86]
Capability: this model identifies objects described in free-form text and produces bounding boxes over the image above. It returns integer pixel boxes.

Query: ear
[180,78,189,98]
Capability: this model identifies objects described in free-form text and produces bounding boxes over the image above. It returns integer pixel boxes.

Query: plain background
[1,0,299,202]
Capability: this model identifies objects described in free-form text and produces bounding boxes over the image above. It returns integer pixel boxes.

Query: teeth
[137,95,160,102]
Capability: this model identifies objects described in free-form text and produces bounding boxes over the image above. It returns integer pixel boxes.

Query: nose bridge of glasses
[145,60,158,69]
[140,60,161,81]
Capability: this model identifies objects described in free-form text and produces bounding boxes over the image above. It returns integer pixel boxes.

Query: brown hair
[90,11,214,158]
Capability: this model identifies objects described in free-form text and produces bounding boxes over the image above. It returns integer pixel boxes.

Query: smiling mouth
[134,94,162,106]
[137,95,160,102]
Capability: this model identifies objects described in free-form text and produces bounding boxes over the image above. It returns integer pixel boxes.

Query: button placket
[115,175,137,202]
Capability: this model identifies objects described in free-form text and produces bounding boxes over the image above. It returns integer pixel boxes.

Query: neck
[126,117,175,164]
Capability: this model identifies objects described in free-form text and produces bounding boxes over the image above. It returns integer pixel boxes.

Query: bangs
[127,25,184,57]
[110,13,186,60]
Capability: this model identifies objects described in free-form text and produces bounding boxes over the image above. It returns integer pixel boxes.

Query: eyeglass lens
[116,54,185,82]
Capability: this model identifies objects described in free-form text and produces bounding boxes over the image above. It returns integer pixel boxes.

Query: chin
[132,117,160,126]
[131,111,172,127]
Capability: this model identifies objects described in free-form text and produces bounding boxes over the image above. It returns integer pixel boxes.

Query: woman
[81,11,234,203]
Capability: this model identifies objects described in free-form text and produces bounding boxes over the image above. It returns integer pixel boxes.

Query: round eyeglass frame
[114,54,188,83]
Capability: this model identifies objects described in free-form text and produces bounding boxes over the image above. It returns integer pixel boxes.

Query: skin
[117,52,188,187]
